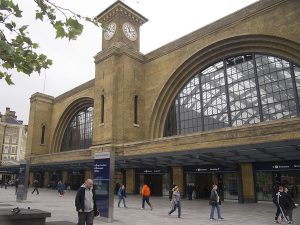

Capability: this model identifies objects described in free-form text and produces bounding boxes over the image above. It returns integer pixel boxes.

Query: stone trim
[94,43,145,64]
[145,0,289,62]
[54,79,95,103]
[96,1,148,25]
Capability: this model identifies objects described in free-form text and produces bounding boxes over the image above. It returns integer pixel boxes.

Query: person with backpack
[141,183,153,210]
[168,186,181,218]
[118,185,127,208]
[209,184,224,221]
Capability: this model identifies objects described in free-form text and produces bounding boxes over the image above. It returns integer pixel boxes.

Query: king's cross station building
[2,0,300,203]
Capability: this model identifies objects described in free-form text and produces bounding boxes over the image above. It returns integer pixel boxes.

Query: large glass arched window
[164,54,300,136]
[61,106,93,151]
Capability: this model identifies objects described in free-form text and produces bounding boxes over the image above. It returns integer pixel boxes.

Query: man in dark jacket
[75,179,99,225]
[32,179,39,195]
[274,186,289,223]
[284,187,296,224]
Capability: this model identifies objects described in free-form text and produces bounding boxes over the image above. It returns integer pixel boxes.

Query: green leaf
[2,61,14,69]
[4,74,14,85]
[5,23,13,31]
[35,11,44,21]
[19,25,28,33]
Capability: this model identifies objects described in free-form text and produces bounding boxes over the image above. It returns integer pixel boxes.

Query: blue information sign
[93,152,111,219]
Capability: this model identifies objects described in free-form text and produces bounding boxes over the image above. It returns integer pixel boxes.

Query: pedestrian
[168,186,181,218]
[15,179,19,195]
[284,187,296,224]
[169,183,176,201]
[57,180,65,197]
[274,186,289,223]
[32,179,39,195]
[4,181,8,189]
[209,184,224,221]
[187,183,194,200]
[115,182,120,195]
[141,183,153,210]
[75,179,99,225]
[118,185,127,208]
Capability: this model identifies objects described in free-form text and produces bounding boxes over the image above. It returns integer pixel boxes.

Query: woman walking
[57,180,65,197]
[209,184,224,221]
[118,185,127,208]
[168,186,181,218]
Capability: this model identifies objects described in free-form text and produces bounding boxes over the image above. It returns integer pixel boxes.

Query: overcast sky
[0,0,258,124]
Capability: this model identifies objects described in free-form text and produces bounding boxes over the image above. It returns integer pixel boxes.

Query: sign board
[184,165,237,173]
[135,168,168,174]
[254,160,300,171]
[16,160,30,202]
[93,152,114,222]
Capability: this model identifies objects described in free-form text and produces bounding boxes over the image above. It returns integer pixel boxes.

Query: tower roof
[96,0,148,25]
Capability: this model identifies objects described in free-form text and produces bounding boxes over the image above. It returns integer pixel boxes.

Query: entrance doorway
[69,173,84,190]
[144,174,163,196]
[256,171,300,202]
[186,173,238,200]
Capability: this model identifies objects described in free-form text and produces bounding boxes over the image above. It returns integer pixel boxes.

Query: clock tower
[96,1,148,52]
[93,1,148,147]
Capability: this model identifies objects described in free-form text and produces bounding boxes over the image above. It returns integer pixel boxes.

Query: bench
[0,208,51,225]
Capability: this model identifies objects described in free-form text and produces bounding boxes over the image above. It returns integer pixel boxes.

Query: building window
[41,125,46,144]
[13,129,17,134]
[134,95,138,124]
[4,136,10,143]
[11,146,16,154]
[12,136,17,144]
[165,53,300,136]
[61,106,94,151]
[101,95,105,124]
[2,155,7,160]
[3,145,9,153]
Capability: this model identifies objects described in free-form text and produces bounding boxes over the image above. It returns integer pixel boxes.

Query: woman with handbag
[209,184,224,221]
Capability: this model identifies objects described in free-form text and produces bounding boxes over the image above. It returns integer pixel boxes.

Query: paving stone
[0,187,299,225]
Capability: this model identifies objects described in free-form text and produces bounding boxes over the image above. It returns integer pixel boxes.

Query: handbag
[209,200,217,206]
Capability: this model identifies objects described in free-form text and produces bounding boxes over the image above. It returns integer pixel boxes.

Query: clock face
[122,22,137,41]
[104,22,116,40]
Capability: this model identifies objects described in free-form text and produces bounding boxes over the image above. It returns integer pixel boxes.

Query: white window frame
[3,145,9,153]
[11,146,16,154]
[4,136,10,143]
[12,136,17,144]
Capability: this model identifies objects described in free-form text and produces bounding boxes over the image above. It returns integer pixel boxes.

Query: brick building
[10,0,300,202]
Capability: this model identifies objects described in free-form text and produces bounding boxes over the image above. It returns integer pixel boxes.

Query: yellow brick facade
[23,0,300,201]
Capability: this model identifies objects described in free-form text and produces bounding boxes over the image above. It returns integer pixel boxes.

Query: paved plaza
[0,187,299,225]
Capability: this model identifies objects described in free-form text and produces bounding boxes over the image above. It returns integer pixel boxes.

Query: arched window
[61,106,93,151]
[41,125,46,144]
[164,53,300,136]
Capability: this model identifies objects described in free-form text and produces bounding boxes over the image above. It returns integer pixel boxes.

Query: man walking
[15,179,19,195]
[32,179,39,195]
[274,186,288,223]
[118,185,127,208]
[209,184,224,221]
[75,179,99,225]
[141,183,153,210]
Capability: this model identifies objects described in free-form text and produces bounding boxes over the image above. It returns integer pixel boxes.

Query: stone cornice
[96,1,148,25]
[30,92,54,104]
[94,42,145,64]
[144,0,290,62]
[54,79,95,103]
